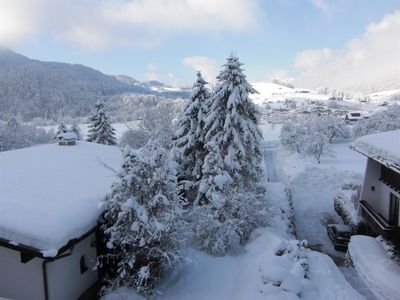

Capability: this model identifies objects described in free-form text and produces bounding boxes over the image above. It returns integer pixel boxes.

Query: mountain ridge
[0,48,188,121]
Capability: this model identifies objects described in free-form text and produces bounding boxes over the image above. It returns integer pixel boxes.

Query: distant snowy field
[41,121,139,141]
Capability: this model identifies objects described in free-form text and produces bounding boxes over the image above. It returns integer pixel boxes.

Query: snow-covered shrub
[191,189,267,255]
[352,105,400,138]
[70,122,83,140]
[280,121,305,153]
[315,115,350,143]
[120,104,177,149]
[302,132,333,164]
[0,120,53,152]
[191,54,266,255]
[274,239,309,280]
[255,237,310,297]
[174,71,210,200]
[120,129,151,149]
[55,123,68,139]
[87,101,117,145]
[266,183,296,237]
[99,143,184,295]
[280,114,346,162]
[376,236,400,264]
[334,182,361,232]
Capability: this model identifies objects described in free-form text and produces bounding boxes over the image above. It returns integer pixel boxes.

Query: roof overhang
[350,143,400,174]
[0,226,97,262]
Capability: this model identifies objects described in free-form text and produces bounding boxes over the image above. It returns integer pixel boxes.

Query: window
[389,193,399,226]
[381,166,400,192]
[80,255,88,274]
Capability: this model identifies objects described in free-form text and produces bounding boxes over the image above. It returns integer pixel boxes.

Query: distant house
[0,142,122,300]
[55,131,78,146]
[351,130,400,241]
[345,111,367,122]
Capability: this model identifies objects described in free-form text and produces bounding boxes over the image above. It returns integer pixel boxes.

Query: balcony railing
[360,200,400,240]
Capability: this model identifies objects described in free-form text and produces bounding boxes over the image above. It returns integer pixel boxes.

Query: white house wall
[361,158,400,225]
[0,246,45,300]
[46,232,98,300]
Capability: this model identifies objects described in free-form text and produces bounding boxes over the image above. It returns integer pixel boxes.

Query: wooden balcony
[360,200,400,240]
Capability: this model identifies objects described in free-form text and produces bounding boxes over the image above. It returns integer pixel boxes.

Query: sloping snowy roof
[56,131,77,140]
[0,142,122,256]
[350,130,400,173]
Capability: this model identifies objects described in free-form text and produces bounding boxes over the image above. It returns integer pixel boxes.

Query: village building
[55,131,78,146]
[351,130,400,241]
[0,141,122,300]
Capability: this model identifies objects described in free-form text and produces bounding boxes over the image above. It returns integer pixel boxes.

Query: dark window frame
[80,255,88,274]
[380,166,400,192]
[389,193,399,226]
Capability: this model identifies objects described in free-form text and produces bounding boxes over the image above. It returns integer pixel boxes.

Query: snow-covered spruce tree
[99,143,184,295]
[192,54,266,255]
[55,123,68,138]
[87,101,117,145]
[174,71,210,200]
[70,122,83,140]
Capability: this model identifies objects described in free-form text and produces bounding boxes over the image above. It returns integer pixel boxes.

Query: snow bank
[104,228,362,300]
[348,235,400,299]
[0,142,122,255]
[351,130,400,172]
[307,251,363,300]
[333,181,361,230]
[266,182,296,237]
[274,146,363,258]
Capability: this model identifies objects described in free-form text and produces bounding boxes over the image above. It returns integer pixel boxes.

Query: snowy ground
[260,124,385,299]
[106,226,363,300]
[349,235,400,300]
[261,123,366,260]
[105,125,366,300]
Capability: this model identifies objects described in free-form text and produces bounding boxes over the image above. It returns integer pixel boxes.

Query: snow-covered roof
[0,142,122,256]
[56,131,77,140]
[351,130,400,172]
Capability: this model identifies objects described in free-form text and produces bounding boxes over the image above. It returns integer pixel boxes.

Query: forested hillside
[0,47,188,121]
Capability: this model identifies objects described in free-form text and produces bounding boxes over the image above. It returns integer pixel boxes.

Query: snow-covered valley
[1,23,400,298]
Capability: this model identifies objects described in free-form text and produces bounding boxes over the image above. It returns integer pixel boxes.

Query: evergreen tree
[174,71,210,199]
[87,101,117,145]
[100,143,184,295]
[55,123,68,139]
[70,122,83,140]
[192,54,266,255]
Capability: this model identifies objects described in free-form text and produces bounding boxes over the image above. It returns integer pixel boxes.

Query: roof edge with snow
[0,226,96,259]
[350,130,400,173]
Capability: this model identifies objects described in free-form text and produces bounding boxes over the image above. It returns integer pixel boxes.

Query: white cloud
[146,63,159,81]
[0,0,261,50]
[311,0,329,14]
[294,10,400,91]
[167,73,179,87]
[294,48,332,72]
[267,69,293,82]
[0,1,42,45]
[182,56,218,84]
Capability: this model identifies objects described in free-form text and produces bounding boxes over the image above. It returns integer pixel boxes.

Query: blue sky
[1,0,399,87]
